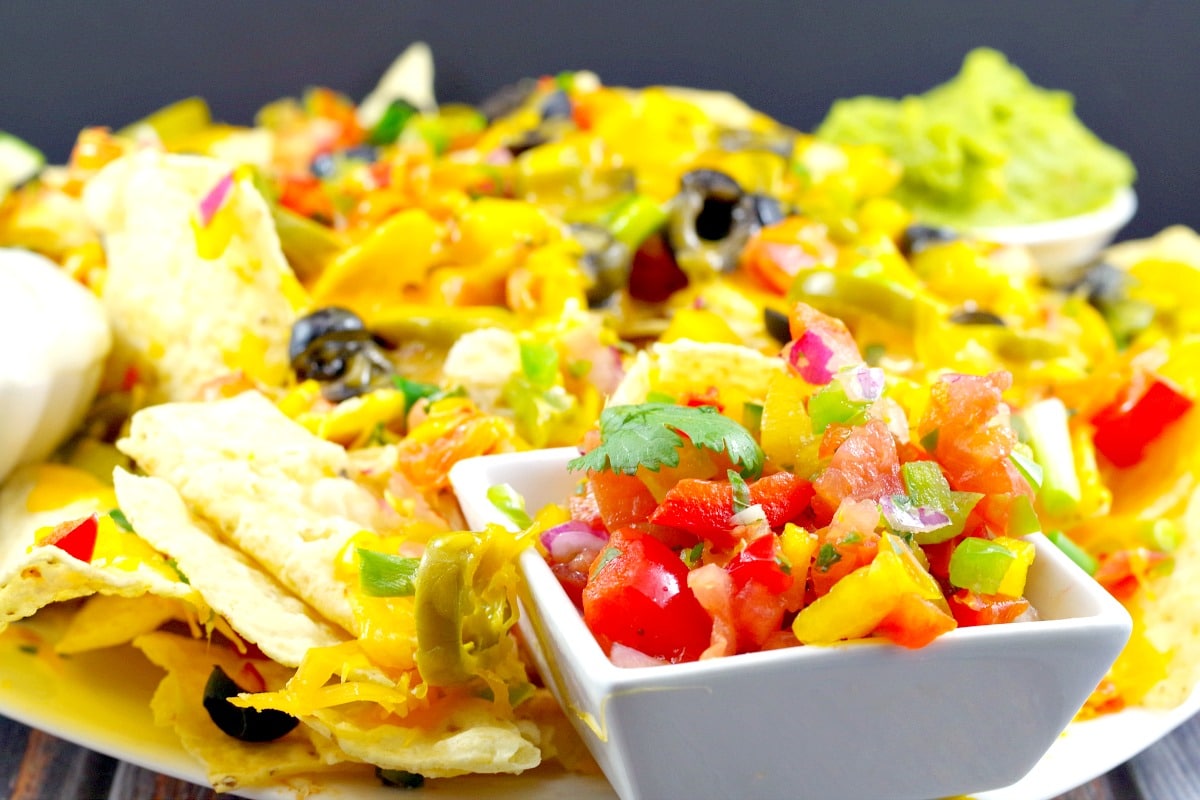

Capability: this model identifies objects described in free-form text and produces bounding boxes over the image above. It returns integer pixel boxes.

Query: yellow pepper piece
[760,370,818,474]
[877,532,946,608]
[780,523,818,584]
[792,550,923,644]
[297,388,409,448]
[660,307,743,345]
[446,197,557,265]
[311,208,443,313]
[992,536,1036,597]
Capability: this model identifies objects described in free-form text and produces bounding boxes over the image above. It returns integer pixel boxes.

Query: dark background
[1,1,1194,240]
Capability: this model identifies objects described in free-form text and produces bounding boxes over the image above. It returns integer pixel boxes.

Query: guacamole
[816,48,1135,227]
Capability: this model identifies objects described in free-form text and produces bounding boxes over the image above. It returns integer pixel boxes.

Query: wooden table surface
[3,711,1200,800]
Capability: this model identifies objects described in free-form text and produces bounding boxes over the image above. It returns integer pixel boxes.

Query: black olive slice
[900,224,959,257]
[478,78,538,121]
[1067,260,1132,306]
[948,308,1006,326]
[539,89,573,120]
[203,665,299,743]
[763,307,792,345]
[376,767,426,789]
[570,223,633,307]
[289,307,367,364]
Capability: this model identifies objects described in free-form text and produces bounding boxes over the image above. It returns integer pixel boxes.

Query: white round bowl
[973,187,1137,285]
[0,249,111,485]
[451,448,1132,800]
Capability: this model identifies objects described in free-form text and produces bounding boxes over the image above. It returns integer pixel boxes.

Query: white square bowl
[450,447,1132,800]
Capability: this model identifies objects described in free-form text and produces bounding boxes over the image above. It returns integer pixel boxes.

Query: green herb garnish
[568,403,764,478]
[728,469,751,514]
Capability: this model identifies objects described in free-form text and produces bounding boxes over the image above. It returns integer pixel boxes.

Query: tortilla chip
[114,470,349,667]
[305,703,541,779]
[610,339,785,414]
[1103,225,1200,270]
[81,150,304,403]
[1136,486,1200,707]
[55,594,182,655]
[118,392,397,635]
[134,631,359,792]
[0,465,192,634]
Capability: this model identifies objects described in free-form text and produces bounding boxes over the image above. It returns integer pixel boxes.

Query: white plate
[1,574,1197,800]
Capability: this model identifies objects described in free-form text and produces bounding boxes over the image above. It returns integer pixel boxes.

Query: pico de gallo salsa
[535,302,1048,664]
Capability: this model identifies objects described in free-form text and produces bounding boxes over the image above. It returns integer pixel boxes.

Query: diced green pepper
[357,548,420,597]
[949,537,1016,595]
[519,340,560,390]
[900,461,981,544]
[808,380,870,434]
[602,194,669,250]
[1007,494,1043,538]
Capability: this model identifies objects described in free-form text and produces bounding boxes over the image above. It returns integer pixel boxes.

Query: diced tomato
[726,534,792,594]
[682,386,724,411]
[957,459,1034,537]
[1091,374,1194,468]
[583,528,713,662]
[649,472,814,548]
[919,372,1018,486]
[1093,548,1170,602]
[922,535,964,582]
[873,593,957,649]
[277,174,334,222]
[809,499,881,598]
[731,579,788,652]
[817,423,854,460]
[812,419,903,520]
[567,482,605,530]
[740,217,838,295]
[750,472,815,530]
[948,589,1030,627]
[648,478,734,546]
[41,514,99,562]
[588,471,659,532]
[688,563,737,658]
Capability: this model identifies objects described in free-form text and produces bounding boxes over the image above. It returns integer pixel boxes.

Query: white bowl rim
[971,186,1137,245]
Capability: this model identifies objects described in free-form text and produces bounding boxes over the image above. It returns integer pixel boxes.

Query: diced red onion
[786,329,836,384]
[198,171,236,227]
[541,521,608,562]
[853,366,885,401]
[729,503,766,527]
[609,641,669,668]
[880,495,951,533]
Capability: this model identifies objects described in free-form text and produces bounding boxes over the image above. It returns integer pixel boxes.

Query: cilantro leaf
[728,469,751,514]
[567,403,764,478]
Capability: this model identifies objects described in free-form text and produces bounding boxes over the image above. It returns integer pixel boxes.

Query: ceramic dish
[449,448,1133,800]
[973,187,1137,285]
[0,248,110,485]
